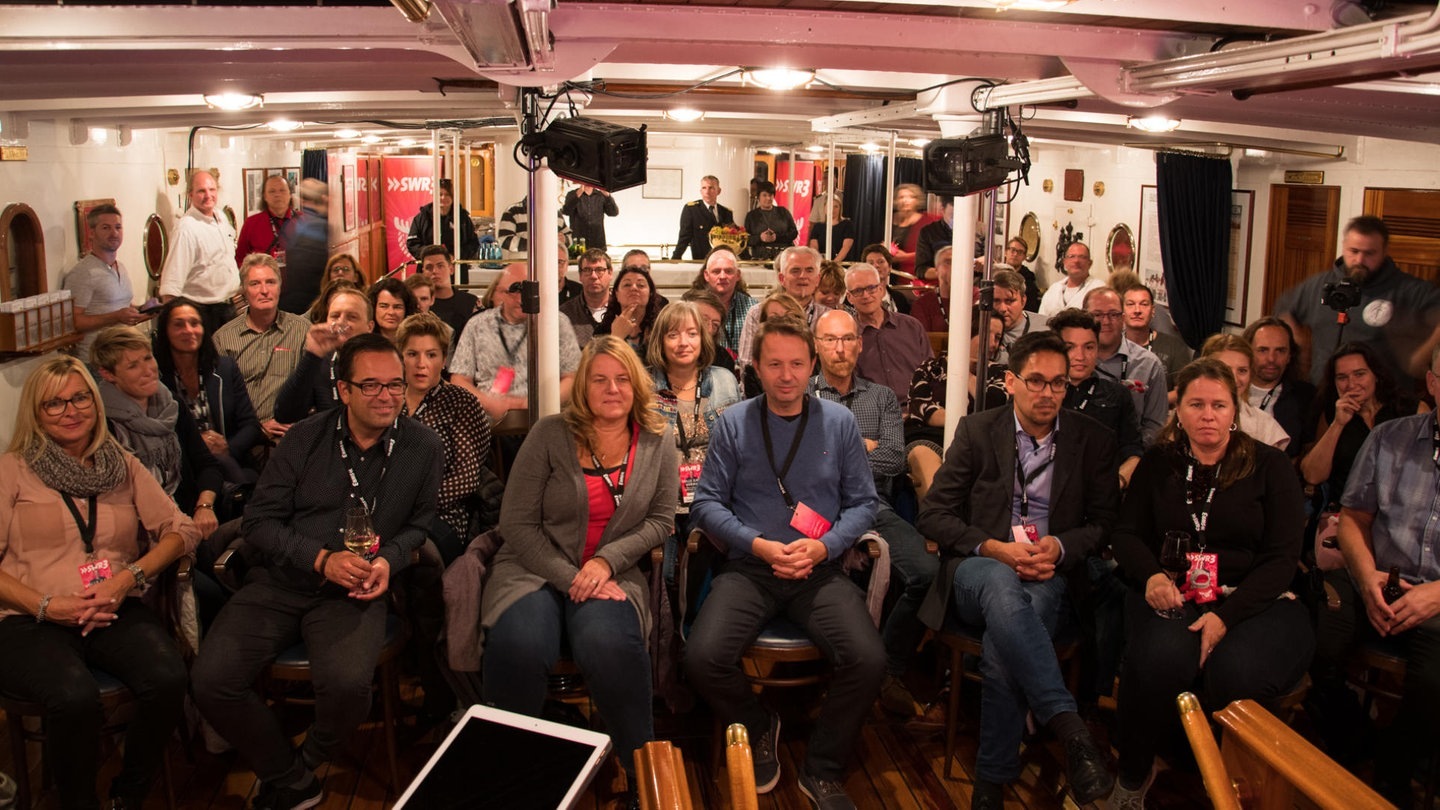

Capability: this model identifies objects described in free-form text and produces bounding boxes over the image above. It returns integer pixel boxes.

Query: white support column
[450,130,461,260]
[943,193,980,449]
[882,131,897,249]
[825,136,836,259]
[430,129,441,249]
[531,163,562,419]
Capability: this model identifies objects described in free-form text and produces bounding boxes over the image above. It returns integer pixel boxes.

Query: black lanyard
[1257,384,1279,412]
[1097,355,1129,382]
[673,394,703,456]
[590,425,637,507]
[57,490,99,556]
[1069,378,1096,412]
[336,413,394,515]
[1432,416,1439,470]
[759,395,810,510]
[1014,433,1056,521]
[1185,459,1218,550]
[496,321,523,366]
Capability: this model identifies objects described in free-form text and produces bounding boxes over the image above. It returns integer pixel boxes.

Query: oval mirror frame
[1107,222,1135,272]
[143,213,168,280]
[223,205,237,232]
[1019,212,1041,263]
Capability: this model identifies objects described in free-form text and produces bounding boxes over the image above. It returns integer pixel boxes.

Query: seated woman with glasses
[93,325,224,539]
[325,253,365,288]
[397,312,496,563]
[680,288,738,376]
[0,355,200,810]
[596,264,668,353]
[905,308,1005,501]
[1108,358,1309,807]
[482,336,678,796]
[152,297,263,486]
[275,288,374,424]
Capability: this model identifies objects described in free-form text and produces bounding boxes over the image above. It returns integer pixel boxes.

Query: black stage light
[922,134,1023,196]
[541,117,647,193]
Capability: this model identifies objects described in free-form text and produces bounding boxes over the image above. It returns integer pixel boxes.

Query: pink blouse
[0,450,201,618]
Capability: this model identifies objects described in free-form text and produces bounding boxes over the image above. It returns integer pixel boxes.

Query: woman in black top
[1108,358,1310,806]
[596,265,667,354]
[1300,342,1414,504]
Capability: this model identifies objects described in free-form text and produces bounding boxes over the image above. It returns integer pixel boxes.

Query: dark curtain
[301,149,328,182]
[844,154,924,251]
[1156,151,1231,348]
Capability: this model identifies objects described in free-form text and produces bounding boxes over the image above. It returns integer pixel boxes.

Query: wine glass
[343,507,378,561]
[1156,530,1192,619]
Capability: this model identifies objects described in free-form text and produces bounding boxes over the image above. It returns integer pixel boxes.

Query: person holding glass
[0,355,199,810]
[596,264,667,352]
[1108,358,1310,807]
[482,336,678,790]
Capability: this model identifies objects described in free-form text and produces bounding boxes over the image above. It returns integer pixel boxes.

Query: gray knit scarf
[26,436,128,497]
[99,379,183,496]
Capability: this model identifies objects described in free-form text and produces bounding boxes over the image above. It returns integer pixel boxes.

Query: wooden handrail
[725,723,759,810]
[1177,692,1242,810]
[634,740,693,810]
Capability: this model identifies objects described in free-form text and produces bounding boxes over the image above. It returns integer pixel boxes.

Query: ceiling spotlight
[398,138,417,147]
[806,145,825,153]
[334,128,361,139]
[986,0,1077,9]
[764,147,784,155]
[664,107,705,123]
[203,92,264,111]
[267,119,302,132]
[859,142,880,153]
[361,134,382,144]
[910,138,932,147]
[1127,115,1182,133]
[745,67,816,91]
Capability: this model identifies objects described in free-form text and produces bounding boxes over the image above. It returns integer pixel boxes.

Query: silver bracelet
[36,594,52,623]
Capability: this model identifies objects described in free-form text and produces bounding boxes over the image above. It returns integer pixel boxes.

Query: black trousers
[1116,591,1313,783]
[683,557,885,781]
[0,601,187,810]
[194,301,237,338]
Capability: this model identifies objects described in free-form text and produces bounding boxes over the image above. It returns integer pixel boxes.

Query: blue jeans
[950,557,1074,784]
[483,586,653,773]
[876,505,938,675]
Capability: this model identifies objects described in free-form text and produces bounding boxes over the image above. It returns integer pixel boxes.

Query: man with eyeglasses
[917,332,1118,810]
[736,246,831,370]
[1001,237,1042,313]
[992,269,1045,365]
[193,333,442,810]
[843,264,931,409]
[809,309,936,719]
[1037,241,1103,318]
[1084,287,1168,445]
[560,247,615,347]
[450,262,581,421]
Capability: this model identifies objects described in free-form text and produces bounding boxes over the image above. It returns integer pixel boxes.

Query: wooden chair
[1178,692,1391,809]
[725,723,759,810]
[633,740,694,810]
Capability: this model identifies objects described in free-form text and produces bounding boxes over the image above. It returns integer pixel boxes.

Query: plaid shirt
[809,373,905,492]
[1342,412,1440,583]
[721,290,756,353]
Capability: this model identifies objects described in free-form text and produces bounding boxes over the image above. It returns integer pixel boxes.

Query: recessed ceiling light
[398,138,416,147]
[664,107,704,122]
[986,0,1077,9]
[1127,115,1182,133]
[764,147,784,155]
[745,68,815,91]
[806,145,825,153]
[203,92,263,111]
[361,134,382,144]
[910,138,931,147]
[334,128,361,139]
[267,119,302,132]
[860,142,880,153]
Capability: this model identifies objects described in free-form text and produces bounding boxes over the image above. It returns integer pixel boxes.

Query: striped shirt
[213,309,308,423]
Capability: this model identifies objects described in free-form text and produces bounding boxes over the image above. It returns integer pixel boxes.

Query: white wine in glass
[343,507,378,560]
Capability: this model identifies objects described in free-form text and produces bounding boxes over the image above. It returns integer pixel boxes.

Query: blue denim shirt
[1342,412,1440,582]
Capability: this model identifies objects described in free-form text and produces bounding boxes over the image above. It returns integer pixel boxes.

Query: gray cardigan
[484,414,679,641]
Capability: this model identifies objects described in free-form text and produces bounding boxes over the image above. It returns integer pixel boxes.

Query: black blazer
[672,199,734,260]
[1270,378,1316,458]
[915,405,1119,630]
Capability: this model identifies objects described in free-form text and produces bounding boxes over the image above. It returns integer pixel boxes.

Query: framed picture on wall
[1226,190,1255,327]
[74,198,116,257]
[1137,185,1168,307]
[285,167,301,192]
[243,169,266,215]
[643,168,683,200]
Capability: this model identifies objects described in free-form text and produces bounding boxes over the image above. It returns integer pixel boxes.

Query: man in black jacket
[406,179,479,261]
[1242,317,1317,458]
[672,175,734,260]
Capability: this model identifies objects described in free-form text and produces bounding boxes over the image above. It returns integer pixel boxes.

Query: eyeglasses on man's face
[343,379,407,397]
[816,335,860,346]
[41,390,96,417]
[1089,310,1124,322]
[1018,376,1069,394]
[847,284,882,298]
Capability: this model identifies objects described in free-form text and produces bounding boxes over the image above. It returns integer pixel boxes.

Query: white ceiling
[2,0,1439,154]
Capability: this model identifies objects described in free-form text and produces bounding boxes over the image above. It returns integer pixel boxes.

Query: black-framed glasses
[342,379,407,397]
[503,281,524,294]
[847,283,883,298]
[40,391,95,416]
[816,335,860,346]
[1019,376,1069,394]
[578,266,611,276]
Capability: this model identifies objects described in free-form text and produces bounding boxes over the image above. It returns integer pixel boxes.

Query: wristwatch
[124,563,148,590]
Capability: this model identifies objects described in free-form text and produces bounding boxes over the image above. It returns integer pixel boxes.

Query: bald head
[188,170,218,217]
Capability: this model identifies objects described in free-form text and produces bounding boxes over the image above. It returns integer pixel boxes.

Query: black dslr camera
[1321,279,1361,312]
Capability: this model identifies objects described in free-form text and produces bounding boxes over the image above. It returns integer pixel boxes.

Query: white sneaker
[1106,766,1155,810]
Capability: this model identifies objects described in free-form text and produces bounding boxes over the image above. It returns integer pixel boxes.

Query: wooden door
[1262,184,1340,316]
[1363,188,1440,284]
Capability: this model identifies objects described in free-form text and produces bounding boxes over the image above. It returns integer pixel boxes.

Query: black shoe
[251,777,322,810]
[797,769,855,810]
[970,779,1004,810]
[1063,733,1115,805]
[752,713,781,794]
[878,675,921,718]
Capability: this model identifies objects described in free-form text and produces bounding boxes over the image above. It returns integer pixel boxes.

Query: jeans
[949,557,1073,784]
[684,557,886,781]
[483,586,653,773]
[192,579,387,788]
[1117,591,1313,784]
[0,601,187,810]
[876,505,938,675]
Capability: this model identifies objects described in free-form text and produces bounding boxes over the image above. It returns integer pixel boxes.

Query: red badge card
[789,501,833,539]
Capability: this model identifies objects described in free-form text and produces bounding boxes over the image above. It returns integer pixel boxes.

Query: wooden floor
[0,670,1223,810]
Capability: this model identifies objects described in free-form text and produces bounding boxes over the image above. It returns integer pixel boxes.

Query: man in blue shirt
[687,316,883,810]
[917,332,1117,810]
